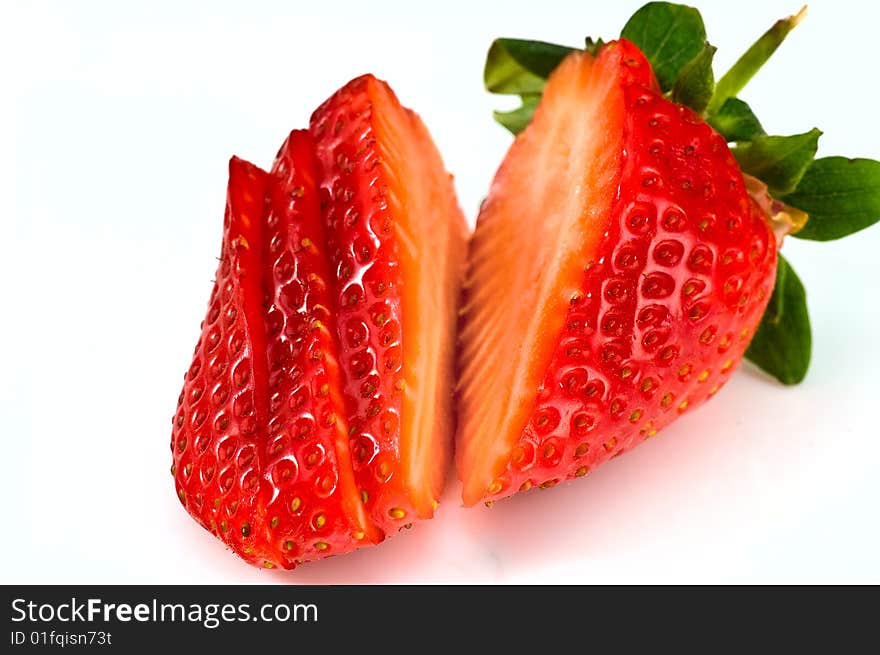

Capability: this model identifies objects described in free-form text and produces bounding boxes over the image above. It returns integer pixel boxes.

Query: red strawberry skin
[173,142,378,570]
[309,78,408,534]
[257,130,379,567]
[457,40,777,503]
[172,156,270,560]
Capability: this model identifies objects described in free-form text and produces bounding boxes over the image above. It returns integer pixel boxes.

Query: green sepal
[732,129,821,195]
[783,157,880,241]
[671,43,716,112]
[620,1,707,92]
[707,97,766,142]
[745,254,811,385]
[484,38,574,96]
[584,37,605,56]
[493,94,541,136]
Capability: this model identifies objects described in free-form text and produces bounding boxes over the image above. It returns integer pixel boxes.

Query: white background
[4,0,879,584]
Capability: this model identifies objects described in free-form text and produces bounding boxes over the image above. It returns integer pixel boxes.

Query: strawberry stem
[707,5,807,116]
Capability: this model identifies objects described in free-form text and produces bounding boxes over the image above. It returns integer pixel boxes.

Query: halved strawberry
[457,41,776,505]
[310,75,469,533]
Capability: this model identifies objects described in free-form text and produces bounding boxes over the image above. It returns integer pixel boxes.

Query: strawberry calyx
[743,174,808,245]
[482,1,880,385]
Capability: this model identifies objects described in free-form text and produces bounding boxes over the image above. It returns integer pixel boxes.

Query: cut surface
[372,87,470,516]
[310,75,469,529]
[456,51,626,506]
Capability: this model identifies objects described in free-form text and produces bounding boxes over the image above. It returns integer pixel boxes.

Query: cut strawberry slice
[258,130,380,566]
[457,41,776,505]
[172,156,270,557]
[310,75,469,532]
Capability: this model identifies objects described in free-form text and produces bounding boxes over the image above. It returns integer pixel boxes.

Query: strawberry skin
[258,130,379,566]
[457,40,777,504]
[172,156,271,560]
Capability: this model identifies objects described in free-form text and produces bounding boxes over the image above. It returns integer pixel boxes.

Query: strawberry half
[458,40,775,504]
[459,3,880,506]
[173,78,467,568]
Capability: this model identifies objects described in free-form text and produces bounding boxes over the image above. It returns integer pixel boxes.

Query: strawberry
[457,4,880,506]
[173,76,467,568]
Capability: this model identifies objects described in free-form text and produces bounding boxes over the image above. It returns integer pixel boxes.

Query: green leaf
[782,157,880,241]
[671,43,716,112]
[708,6,807,115]
[493,95,540,136]
[484,38,574,96]
[620,1,707,92]
[707,97,766,142]
[745,254,811,385]
[732,129,821,195]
